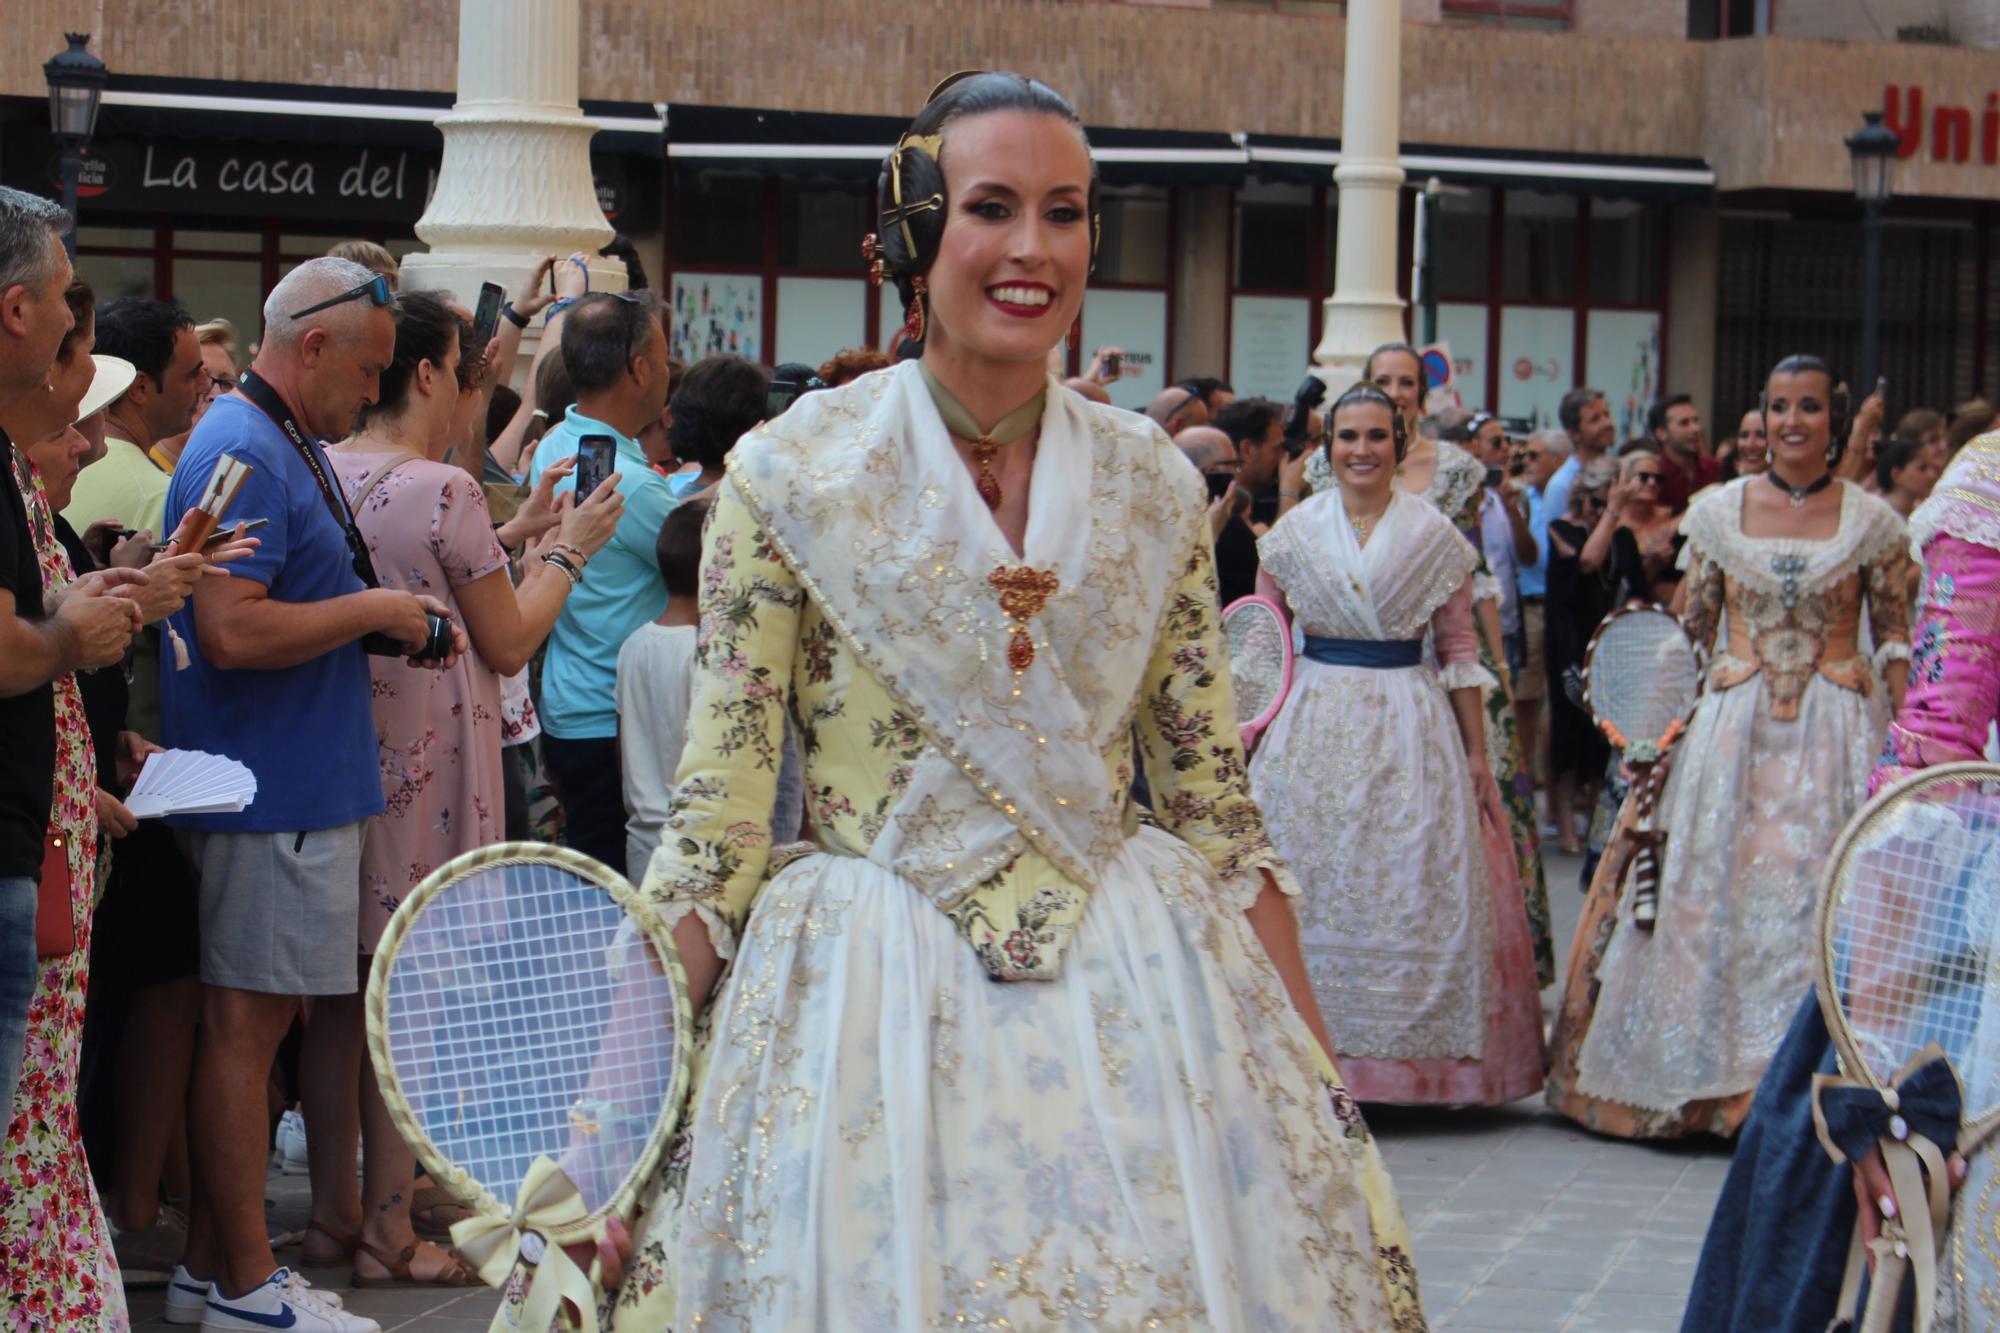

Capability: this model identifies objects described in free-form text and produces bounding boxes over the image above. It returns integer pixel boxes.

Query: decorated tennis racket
[1222,595,1294,752]
[1582,604,1701,930]
[366,842,690,1333]
[1812,763,2000,1333]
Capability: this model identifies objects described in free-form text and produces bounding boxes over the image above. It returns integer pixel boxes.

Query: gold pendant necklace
[918,363,1047,510]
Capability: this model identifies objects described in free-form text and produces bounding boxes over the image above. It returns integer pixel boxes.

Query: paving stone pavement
[125,849,1733,1331]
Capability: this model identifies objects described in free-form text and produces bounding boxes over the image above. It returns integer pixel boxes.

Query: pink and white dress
[1250,489,1545,1105]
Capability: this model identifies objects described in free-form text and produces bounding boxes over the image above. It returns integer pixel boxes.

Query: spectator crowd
[0,171,1991,1333]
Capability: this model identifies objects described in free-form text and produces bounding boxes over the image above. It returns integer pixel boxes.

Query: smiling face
[1330,398,1398,502]
[922,109,1093,372]
[1367,349,1424,419]
[1763,368,1833,476]
[1735,407,1769,473]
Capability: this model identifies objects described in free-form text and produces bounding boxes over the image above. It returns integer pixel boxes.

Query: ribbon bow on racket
[451,1154,602,1333]
[1811,1045,1963,1333]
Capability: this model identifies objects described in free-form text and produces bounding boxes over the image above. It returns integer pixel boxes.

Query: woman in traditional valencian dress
[1546,354,1912,1141]
[1681,428,2000,1332]
[1250,384,1544,1106]
[1323,345,1555,989]
[578,73,1423,1331]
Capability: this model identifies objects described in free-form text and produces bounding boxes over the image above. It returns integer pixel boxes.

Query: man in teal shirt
[527,291,675,874]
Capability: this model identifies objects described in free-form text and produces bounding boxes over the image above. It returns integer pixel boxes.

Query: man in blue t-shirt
[525,291,675,876]
[159,257,452,1333]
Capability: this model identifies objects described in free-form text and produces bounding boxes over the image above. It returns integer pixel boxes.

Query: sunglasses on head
[287,272,396,321]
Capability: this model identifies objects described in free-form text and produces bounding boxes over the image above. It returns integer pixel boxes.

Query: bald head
[252,255,398,439]
[1147,387,1207,435]
[1175,425,1235,475]
[1063,376,1110,405]
[261,257,388,352]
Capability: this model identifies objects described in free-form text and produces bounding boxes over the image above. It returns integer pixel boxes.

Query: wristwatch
[500,301,530,331]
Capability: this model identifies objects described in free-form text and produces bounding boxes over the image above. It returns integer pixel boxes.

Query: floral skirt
[1484,642,1555,987]
[0,897,126,1330]
[606,829,1426,1331]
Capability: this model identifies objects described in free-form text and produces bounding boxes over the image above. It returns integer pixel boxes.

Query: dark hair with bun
[870,72,1099,351]
[1762,353,1851,465]
[1328,380,1409,462]
[359,288,459,425]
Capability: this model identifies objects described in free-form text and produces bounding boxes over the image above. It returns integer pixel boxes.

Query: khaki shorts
[1516,601,1547,704]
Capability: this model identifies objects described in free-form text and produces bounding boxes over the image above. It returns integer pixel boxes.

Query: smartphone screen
[765,381,800,419]
[575,435,616,502]
[203,516,269,547]
[472,282,506,348]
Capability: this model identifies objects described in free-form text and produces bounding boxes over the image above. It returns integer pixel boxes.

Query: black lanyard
[236,369,379,590]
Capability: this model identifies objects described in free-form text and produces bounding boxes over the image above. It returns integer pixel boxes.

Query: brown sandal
[351,1237,480,1289]
[299,1219,359,1265]
[409,1179,475,1240]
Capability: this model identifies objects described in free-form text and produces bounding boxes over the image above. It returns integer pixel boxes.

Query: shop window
[74,252,153,307]
[1435,186,1492,302]
[1687,0,1770,39]
[1235,181,1313,292]
[1497,306,1575,426]
[1096,189,1169,287]
[1441,1,1572,31]
[1502,191,1578,304]
[173,229,261,254]
[779,180,869,272]
[1589,200,1662,307]
[172,258,264,346]
[673,174,764,268]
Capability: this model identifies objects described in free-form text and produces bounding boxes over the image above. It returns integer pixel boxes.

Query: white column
[1313,0,1408,384]
[398,0,623,375]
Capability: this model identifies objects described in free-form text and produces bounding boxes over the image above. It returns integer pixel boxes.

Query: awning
[86,75,664,155]
[664,103,1248,187]
[1244,133,1715,201]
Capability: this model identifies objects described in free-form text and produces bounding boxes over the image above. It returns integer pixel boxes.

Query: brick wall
[8,1,2000,197]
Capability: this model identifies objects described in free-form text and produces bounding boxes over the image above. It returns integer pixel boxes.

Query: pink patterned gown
[0,451,126,1331]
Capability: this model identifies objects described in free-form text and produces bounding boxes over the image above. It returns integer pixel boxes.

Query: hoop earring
[901,276,928,345]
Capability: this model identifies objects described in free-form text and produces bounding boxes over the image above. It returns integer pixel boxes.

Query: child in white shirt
[615,498,706,876]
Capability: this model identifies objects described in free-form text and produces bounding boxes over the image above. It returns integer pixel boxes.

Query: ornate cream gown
[590,364,1426,1331]
[1250,490,1545,1106]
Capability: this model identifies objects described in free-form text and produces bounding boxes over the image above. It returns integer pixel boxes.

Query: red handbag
[36,830,75,958]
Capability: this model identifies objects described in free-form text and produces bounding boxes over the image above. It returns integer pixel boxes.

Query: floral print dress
[0,451,126,1332]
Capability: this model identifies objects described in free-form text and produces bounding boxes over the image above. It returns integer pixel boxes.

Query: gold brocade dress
[582,365,1425,1331]
[1546,478,1912,1139]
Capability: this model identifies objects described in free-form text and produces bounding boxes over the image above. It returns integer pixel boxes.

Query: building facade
[3,0,1997,436]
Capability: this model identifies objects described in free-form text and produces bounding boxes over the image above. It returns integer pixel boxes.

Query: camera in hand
[1281,374,1328,458]
[361,612,454,661]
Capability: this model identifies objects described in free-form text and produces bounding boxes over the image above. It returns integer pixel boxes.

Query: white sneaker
[201,1267,379,1333]
[274,1109,309,1176]
[163,1263,211,1324]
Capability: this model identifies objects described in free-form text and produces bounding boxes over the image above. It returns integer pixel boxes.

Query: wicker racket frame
[364,840,694,1245]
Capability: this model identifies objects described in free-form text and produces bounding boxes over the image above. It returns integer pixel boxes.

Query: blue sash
[1300,636,1423,669]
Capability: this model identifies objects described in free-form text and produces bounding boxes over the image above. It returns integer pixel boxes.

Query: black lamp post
[1846,110,1899,399]
[43,33,108,259]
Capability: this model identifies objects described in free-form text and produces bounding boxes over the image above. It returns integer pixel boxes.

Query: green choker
[918,363,1046,509]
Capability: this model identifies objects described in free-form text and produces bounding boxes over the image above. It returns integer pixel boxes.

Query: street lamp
[43,33,108,259]
[1846,109,1900,399]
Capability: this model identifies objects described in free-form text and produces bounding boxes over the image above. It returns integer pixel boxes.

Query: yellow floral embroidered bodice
[1679,478,1912,721]
[641,370,1293,982]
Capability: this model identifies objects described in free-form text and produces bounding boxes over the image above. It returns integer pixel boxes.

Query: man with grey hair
[1513,426,1574,789]
[0,185,146,1125]
[158,256,453,1333]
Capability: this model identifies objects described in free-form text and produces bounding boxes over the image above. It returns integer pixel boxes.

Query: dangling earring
[1069,314,1082,353]
[901,276,928,345]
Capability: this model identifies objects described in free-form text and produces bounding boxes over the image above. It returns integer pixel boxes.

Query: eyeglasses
[1633,472,1665,484]
[287,273,396,321]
